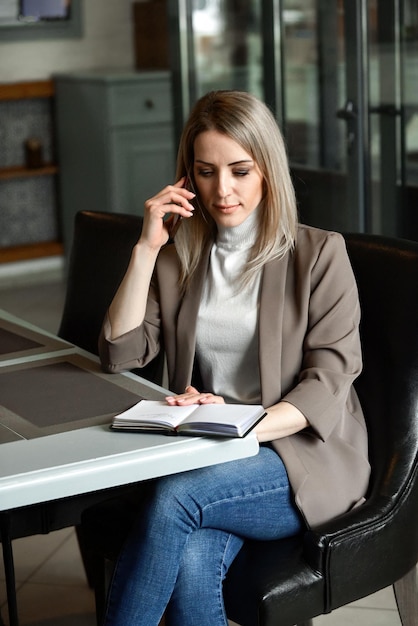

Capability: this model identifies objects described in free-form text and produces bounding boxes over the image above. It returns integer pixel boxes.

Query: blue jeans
[103,446,303,626]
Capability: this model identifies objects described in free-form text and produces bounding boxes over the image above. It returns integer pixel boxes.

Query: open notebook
[110,400,266,438]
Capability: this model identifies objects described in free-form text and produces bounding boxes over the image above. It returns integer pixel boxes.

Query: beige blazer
[99,224,371,528]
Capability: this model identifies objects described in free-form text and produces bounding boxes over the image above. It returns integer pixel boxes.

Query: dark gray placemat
[0,361,141,428]
[0,327,42,355]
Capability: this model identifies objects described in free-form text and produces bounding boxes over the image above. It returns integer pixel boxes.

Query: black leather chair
[58,209,164,385]
[80,232,418,626]
[57,209,165,589]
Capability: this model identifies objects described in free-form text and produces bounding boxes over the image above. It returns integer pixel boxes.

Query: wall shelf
[0,80,55,101]
[0,164,58,181]
[0,241,64,264]
[0,80,63,263]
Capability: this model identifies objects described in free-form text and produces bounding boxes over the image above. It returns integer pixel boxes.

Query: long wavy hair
[174,90,298,290]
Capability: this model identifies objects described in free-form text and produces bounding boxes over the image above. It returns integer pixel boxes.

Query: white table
[0,310,259,624]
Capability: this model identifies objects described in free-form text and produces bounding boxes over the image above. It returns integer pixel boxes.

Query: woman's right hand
[107,177,195,340]
[140,176,195,250]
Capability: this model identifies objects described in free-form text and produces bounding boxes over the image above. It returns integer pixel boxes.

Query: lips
[214,204,240,212]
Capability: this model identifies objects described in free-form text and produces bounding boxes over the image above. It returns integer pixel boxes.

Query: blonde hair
[174,90,298,289]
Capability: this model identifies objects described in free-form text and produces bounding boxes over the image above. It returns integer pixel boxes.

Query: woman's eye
[234,170,250,177]
[197,170,213,177]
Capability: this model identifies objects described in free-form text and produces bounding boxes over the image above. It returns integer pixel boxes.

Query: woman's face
[193,130,264,229]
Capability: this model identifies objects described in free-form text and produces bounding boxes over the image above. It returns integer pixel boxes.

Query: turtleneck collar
[215,205,260,250]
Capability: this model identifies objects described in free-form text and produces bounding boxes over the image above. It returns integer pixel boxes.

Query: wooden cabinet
[0,80,62,263]
[54,70,175,254]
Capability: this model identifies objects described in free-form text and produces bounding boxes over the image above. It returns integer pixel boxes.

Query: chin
[212,210,248,228]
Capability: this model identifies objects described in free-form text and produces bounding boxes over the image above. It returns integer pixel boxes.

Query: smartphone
[170,213,182,239]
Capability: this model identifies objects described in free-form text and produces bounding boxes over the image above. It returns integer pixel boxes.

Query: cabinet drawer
[109,80,172,126]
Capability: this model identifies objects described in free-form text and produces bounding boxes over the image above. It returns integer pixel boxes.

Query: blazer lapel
[173,242,212,391]
[259,253,289,407]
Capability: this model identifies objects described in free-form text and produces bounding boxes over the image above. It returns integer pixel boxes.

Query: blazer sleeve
[98,274,162,374]
[282,231,363,442]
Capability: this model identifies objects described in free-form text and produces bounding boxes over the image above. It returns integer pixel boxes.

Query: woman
[99,90,370,625]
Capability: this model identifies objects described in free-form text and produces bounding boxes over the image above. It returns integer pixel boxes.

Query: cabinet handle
[145,99,155,109]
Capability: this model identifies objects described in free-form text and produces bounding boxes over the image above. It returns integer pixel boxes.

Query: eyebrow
[195,159,254,166]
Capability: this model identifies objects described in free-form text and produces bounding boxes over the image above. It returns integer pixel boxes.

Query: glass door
[368,0,418,239]
[168,0,265,140]
[282,0,369,233]
[403,1,418,240]
[168,0,418,240]
[282,0,418,239]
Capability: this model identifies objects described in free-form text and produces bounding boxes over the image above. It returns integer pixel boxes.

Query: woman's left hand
[166,385,225,406]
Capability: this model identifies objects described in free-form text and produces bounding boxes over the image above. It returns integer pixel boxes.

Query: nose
[216,170,231,199]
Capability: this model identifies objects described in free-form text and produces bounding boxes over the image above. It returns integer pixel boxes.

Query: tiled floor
[0,272,404,625]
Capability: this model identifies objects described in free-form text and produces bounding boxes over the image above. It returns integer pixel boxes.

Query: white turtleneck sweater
[195,208,262,404]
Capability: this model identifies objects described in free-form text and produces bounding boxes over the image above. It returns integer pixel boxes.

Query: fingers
[194,394,225,404]
[140,178,196,246]
[166,387,225,406]
[145,177,196,220]
[184,385,199,394]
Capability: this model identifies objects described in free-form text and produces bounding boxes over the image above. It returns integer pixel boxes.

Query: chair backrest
[343,233,418,503]
[224,233,418,626]
[58,210,164,384]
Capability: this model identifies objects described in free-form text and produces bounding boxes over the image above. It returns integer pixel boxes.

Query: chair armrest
[302,495,393,572]
[302,475,418,611]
